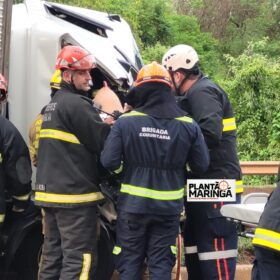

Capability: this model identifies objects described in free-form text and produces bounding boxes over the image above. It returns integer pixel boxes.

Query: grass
[237,237,255,264]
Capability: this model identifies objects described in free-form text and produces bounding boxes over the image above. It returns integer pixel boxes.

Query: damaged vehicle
[0,0,142,279]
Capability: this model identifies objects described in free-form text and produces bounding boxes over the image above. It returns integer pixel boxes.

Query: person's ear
[62,70,72,83]
[173,71,182,84]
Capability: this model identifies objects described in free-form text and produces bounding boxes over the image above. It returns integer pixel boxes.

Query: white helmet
[162,44,199,72]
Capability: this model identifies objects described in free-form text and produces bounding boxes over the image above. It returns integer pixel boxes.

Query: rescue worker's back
[102,110,209,215]
[101,62,209,280]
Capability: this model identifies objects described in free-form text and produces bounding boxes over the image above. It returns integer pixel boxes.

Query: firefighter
[0,74,32,238]
[29,69,62,166]
[162,45,243,280]
[252,165,280,280]
[34,46,111,280]
[101,62,210,280]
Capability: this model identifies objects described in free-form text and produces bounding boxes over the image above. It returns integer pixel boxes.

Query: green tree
[169,14,221,78]
[141,42,168,64]
[222,39,280,163]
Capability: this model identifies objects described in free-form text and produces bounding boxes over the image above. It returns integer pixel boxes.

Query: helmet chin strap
[171,72,189,96]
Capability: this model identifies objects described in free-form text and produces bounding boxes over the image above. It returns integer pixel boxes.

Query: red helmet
[0,74,8,102]
[55,45,96,71]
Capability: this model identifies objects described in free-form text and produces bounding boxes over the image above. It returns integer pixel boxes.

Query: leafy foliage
[141,43,169,64]
[222,39,280,165]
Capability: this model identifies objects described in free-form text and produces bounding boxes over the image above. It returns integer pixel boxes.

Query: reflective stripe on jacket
[253,182,280,252]
[0,116,32,216]
[101,111,209,215]
[35,84,110,208]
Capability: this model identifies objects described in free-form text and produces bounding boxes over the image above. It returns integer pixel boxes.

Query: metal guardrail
[240,161,280,175]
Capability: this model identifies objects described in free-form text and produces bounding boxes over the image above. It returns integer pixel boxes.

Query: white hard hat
[162,44,199,72]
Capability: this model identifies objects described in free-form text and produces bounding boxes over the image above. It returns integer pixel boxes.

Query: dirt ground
[243,186,274,195]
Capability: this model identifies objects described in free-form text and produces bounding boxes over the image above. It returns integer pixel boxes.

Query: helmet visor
[70,54,96,70]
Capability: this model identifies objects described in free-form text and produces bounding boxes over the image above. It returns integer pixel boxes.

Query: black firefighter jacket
[101,110,209,215]
[178,75,243,194]
[0,116,32,226]
[35,83,110,208]
[101,85,210,216]
[253,176,280,253]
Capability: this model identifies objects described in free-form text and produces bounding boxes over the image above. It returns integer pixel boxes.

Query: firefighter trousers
[38,206,98,280]
[113,211,179,280]
[252,246,280,280]
[184,195,241,280]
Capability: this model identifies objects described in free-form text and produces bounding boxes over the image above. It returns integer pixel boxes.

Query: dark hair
[178,62,200,76]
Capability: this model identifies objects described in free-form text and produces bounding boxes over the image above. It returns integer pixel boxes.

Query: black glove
[99,180,120,202]
[112,110,123,120]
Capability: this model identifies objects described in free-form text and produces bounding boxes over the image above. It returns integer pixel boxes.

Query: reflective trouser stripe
[79,253,91,280]
[236,180,243,193]
[185,246,198,254]
[35,191,104,204]
[0,153,2,163]
[12,192,30,201]
[40,129,80,144]
[223,118,236,132]
[198,249,238,260]
[121,184,184,200]
[253,228,280,251]
[0,214,5,223]
[113,246,122,255]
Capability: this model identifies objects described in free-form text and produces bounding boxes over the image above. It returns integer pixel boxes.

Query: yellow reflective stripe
[255,228,280,240]
[121,184,184,200]
[113,246,122,255]
[236,180,243,193]
[175,116,193,123]
[171,245,177,255]
[120,111,147,118]
[12,193,30,201]
[253,228,280,251]
[79,253,91,280]
[253,238,280,251]
[35,192,104,204]
[236,187,244,193]
[0,214,5,223]
[40,129,80,144]
[223,118,236,132]
[114,163,123,174]
[0,153,3,163]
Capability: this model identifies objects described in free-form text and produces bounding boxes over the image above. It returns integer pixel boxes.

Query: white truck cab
[3,0,142,140]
